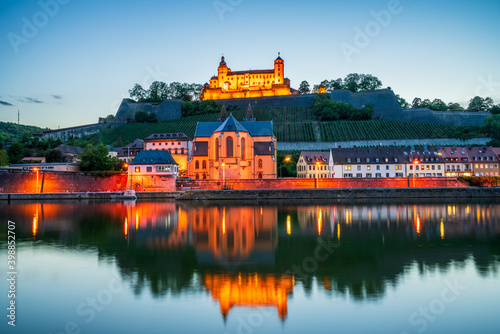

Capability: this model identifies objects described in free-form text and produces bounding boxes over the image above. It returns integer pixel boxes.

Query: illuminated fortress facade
[200,53,294,100]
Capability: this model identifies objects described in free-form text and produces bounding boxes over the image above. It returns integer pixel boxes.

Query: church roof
[214,114,248,133]
[194,118,273,138]
[130,150,177,165]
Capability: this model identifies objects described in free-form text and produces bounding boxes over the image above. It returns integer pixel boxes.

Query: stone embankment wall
[0,170,175,193]
[178,177,467,190]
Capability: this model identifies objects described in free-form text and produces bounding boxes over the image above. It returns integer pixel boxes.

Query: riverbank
[1,187,499,201]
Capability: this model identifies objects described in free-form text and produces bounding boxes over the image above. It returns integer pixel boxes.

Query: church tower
[274,52,284,85]
[218,56,229,83]
[244,103,255,121]
[218,104,228,122]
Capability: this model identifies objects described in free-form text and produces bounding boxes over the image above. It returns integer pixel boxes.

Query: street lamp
[221,162,226,190]
[280,156,291,178]
[413,160,419,187]
[33,167,39,193]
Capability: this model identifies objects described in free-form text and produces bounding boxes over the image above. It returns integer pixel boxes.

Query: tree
[134,110,149,123]
[330,78,343,90]
[468,96,494,111]
[343,73,361,92]
[0,149,8,167]
[396,95,409,109]
[45,149,65,163]
[482,114,500,146]
[79,143,122,172]
[106,114,115,119]
[129,84,147,102]
[7,143,25,164]
[490,104,500,114]
[358,74,382,91]
[411,98,422,109]
[0,136,4,150]
[447,102,464,111]
[298,81,311,94]
[313,95,373,121]
[429,99,447,111]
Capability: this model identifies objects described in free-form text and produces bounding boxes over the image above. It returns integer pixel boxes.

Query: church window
[258,172,263,179]
[203,174,207,180]
[241,138,246,159]
[202,160,207,169]
[195,161,199,169]
[195,173,199,180]
[258,159,263,168]
[226,137,234,157]
[215,138,220,160]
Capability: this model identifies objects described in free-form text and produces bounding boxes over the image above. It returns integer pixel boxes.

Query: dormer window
[366,158,370,162]
[347,158,351,163]
[356,158,360,162]
[385,158,389,162]
[375,158,379,162]
[394,158,398,162]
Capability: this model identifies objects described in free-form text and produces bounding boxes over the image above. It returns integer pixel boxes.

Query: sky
[1,0,499,129]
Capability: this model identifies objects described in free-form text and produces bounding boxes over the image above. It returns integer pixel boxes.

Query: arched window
[258,159,263,168]
[195,161,199,169]
[226,136,233,157]
[258,172,263,179]
[215,138,219,160]
[202,174,207,180]
[241,138,246,159]
[202,160,207,169]
[195,173,199,180]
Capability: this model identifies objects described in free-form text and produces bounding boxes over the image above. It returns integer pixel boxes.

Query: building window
[196,173,199,180]
[258,172,263,179]
[195,161,199,169]
[215,138,220,160]
[357,166,361,170]
[386,165,389,170]
[226,136,233,157]
[241,138,246,159]
[202,160,207,169]
[344,166,351,171]
[135,167,140,172]
[356,173,362,178]
[203,174,207,180]
[258,159,263,168]
[386,173,390,177]
[367,166,371,170]
[395,165,402,170]
[147,167,152,172]
[366,173,372,178]
[376,173,381,178]
[376,165,380,170]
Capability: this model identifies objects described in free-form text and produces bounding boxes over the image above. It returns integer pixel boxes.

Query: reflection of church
[204,273,294,321]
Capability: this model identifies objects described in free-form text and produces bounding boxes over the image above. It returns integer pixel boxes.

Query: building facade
[329,146,407,178]
[188,107,276,180]
[468,146,499,176]
[143,133,189,176]
[116,139,144,163]
[129,150,179,179]
[438,146,473,177]
[200,54,293,100]
[297,152,330,178]
[404,146,445,177]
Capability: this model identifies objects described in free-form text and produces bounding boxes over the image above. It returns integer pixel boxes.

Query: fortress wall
[215,94,323,109]
[114,99,183,121]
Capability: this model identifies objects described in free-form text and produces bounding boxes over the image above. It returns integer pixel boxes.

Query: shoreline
[1,187,499,201]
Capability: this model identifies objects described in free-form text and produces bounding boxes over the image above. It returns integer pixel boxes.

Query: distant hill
[0,121,45,143]
[84,106,484,146]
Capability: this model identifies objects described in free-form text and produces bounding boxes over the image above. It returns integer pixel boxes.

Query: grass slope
[0,121,45,142]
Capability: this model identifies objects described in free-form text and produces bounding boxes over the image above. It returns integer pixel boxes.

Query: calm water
[1,199,499,334]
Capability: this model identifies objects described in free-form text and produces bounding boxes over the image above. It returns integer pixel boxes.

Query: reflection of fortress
[204,273,294,320]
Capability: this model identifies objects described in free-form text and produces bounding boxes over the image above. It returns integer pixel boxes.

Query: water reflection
[0,200,499,322]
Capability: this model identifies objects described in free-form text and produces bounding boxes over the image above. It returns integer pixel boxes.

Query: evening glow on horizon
[1,0,500,128]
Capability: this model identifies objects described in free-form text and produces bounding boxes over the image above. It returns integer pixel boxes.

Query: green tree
[0,149,8,167]
[7,143,25,164]
[411,98,422,108]
[129,84,147,102]
[106,114,114,119]
[45,149,65,163]
[134,110,149,123]
[447,102,464,111]
[429,99,447,111]
[482,114,500,141]
[298,81,311,94]
[343,73,361,92]
[490,104,500,114]
[396,95,409,109]
[468,96,494,111]
[79,143,122,172]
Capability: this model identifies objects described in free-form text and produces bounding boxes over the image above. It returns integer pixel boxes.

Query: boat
[113,190,137,200]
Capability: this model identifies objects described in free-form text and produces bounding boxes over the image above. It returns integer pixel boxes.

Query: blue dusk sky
[1,0,499,129]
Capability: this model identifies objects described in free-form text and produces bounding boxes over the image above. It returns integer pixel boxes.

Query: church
[188,105,277,180]
[200,53,294,100]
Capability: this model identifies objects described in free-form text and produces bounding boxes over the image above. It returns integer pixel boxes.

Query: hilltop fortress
[200,53,296,100]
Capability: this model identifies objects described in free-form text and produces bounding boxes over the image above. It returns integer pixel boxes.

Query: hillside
[0,121,45,142]
[87,106,485,146]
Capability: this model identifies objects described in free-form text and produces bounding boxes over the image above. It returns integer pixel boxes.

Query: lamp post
[221,162,226,190]
[280,156,291,178]
[33,167,39,193]
[413,160,419,187]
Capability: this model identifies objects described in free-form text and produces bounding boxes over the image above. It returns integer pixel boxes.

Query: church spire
[244,103,255,121]
[218,104,228,122]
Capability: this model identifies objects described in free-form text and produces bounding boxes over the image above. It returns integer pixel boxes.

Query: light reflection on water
[0,200,499,334]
